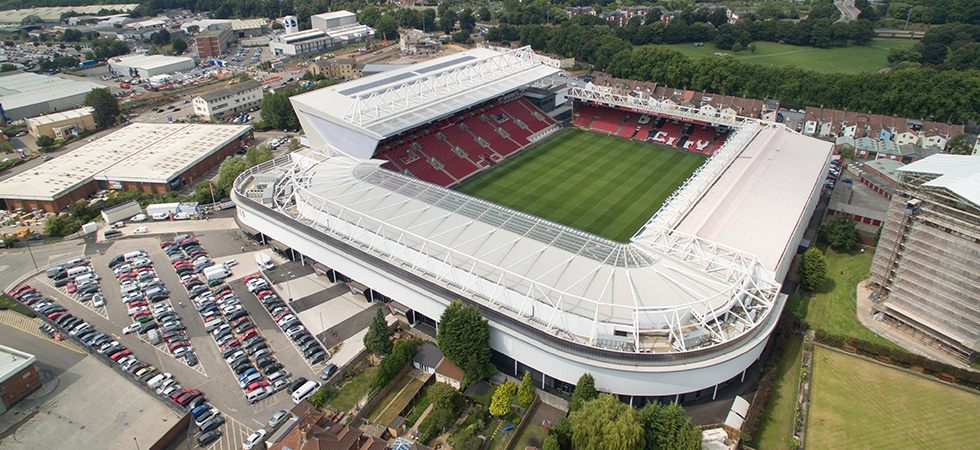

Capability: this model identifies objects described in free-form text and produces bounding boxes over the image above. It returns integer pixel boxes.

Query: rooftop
[280,29,328,43]
[25,106,94,126]
[899,154,980,208]
[313,10,356,21]
[196,80,261,102]
[0,72,101,112]
[109,54,194,70]
[0,344,35,383]
[673,124,833,276]
[291,47,561,139]
[413,342,443,368]
[232,18,267,30]
[864,158,905,182]
[0,123,251,201]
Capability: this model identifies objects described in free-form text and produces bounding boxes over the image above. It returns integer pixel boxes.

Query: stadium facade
[233,47,834,402]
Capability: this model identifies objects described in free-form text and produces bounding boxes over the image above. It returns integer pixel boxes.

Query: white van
[74,273,98,284]
[291,380,320,403]
[66,266,91,278]
[124,250,146,261]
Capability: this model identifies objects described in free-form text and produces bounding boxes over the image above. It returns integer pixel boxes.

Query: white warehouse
[109,54,196,78]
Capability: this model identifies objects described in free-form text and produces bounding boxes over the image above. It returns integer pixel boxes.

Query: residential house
[434,358,464,390]
[268,401,387,450]
[309,58,361,79]
[412,343,442,374]
[803,106,964,154]
[566,6,596,18]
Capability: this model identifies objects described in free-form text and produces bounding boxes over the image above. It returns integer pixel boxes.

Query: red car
[168,341,189,351]
[176,389,202,406]
[11,286,36,299]
[110,350,131,361]
[48,311,67,320]
[171,388,190,401]
[245,381,268,392]
[243,274,261,283]
[117,271,136,279]
[219,340,241,351]
[66,283,77,293]
[128,300,149,307]
[160,241,173,249]
[241,329,258,341]
[231,317,251,328]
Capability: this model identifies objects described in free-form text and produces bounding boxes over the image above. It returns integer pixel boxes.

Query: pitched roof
[435,358,464,381]
[196,80,261,102]
[413,342,443,368]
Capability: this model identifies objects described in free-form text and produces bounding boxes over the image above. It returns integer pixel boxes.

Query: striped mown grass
[456,129,706,241]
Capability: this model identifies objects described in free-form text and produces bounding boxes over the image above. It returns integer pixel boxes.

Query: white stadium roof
[290,47,561,140]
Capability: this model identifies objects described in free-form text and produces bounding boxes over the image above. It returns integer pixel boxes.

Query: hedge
[814,330,980,390]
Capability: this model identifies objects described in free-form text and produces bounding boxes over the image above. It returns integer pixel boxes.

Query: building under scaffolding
[869,154,980,363]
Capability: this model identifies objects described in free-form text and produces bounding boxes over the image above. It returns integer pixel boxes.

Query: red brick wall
[1,363,41,408]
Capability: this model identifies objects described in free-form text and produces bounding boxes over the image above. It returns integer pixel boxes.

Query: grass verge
[750,335,803,450]
[329,365,378,412]
[0,294,35,318]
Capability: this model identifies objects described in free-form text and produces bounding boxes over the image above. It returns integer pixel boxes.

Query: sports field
[659,39,915,74]
[456,129,705,241]
[808,347,980,449]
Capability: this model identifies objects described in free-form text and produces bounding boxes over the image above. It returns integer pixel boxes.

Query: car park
[197,430,222,446]
[199,415,225,433]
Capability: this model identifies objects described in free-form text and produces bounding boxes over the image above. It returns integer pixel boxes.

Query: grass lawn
[785,249,896,348]
[511,402,565,450]
[0,294,35,318]
[750,335,803,450]
[808,347,980,448]
[329,365,378,412]
[657,39,916,74]
[367,375,425,426]
[404,388,431,426]
[456,129,705,241]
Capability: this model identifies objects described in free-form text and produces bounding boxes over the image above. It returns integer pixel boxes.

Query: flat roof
[0,356,183,449]
[232,18,267,30]
[0,72,102,112]
[0,123,251,201]
[291,47,561,139]
[865,158,905,181]
[281,29,327,43]
[0,344,35,383]
[110,54,194,70]
[26,106,94,126]
[313,11,356,20]
[325,24,373,39]
[674,124,833,274]
[0,4,137,23]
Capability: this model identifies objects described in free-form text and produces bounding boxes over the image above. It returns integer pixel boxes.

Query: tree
[150,28,171,46]
[437,301,493,384]
[84,88,120,130]
[459,8,476,32]
[517,371,535,407]
[35,135,55,148]
[378,15,398,40]
[489,380,516,417]
[259,90,299,131]
[568,394,644,450]
[946,134,973,155]
[440,9,457,34]
[569,373,597,411]
[636,402,701,450]
[419,383,464,442]
[820,215,859,252]
[45,215,81,237]
[371,339,419,390]
[799,247,828,292]
[477,6,492,22]
[0,63,15,72]
[542,435,560,450]
[363,308,392,356]
[172,37,187,54]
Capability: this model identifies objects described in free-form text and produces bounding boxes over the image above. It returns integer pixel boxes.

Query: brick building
[0,345,41,413]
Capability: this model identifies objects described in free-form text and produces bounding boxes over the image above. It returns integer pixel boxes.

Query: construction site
[869,154,980,364]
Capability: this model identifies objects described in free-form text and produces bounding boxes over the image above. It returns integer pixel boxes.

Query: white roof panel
[898,154,980,208]
[290,47,561,139]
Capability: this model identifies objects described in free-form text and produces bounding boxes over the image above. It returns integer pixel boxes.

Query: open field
[456,129,705,241]
[658,40,916,74]
[750,335,804,450]
[808,347,980,448]
[367,375,426,426]
[785,249,897,348]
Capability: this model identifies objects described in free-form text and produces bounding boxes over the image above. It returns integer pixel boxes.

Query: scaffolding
[869,168,980,362]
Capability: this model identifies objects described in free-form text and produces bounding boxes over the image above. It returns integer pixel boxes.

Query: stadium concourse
[234,46,834,405]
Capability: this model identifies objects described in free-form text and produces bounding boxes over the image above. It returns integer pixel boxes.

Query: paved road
[835,0,860,22]
[0,239,87,289]
[0,321,86,379]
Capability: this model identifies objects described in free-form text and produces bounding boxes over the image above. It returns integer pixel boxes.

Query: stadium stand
[375,97,554,186]
[572,102,732,156]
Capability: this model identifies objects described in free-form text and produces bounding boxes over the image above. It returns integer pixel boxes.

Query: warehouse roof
[26,106,94,126]
[0,72,101,112]
[110,54,194,70]
[232,18,267,30]
[0,123,251,201]
[312,10,356,21]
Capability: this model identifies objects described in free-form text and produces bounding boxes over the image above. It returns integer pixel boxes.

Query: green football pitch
[456,129,706,242]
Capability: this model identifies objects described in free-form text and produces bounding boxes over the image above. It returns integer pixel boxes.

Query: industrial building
[270,10,373,56]
[869,154,980,363]
[0,344,41,412]
[192,80,263,121]
[0,72,101,121]
[195,28,234,58]
[108,54,196,78]
[26,106,96,139]
[0,123,252,212]
[308,58,360,79]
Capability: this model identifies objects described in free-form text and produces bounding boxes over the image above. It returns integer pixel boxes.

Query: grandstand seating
[574,102,731,155]
[374,97,554,186]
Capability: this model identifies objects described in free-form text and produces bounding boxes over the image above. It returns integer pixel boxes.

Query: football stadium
[233,46,834,403]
